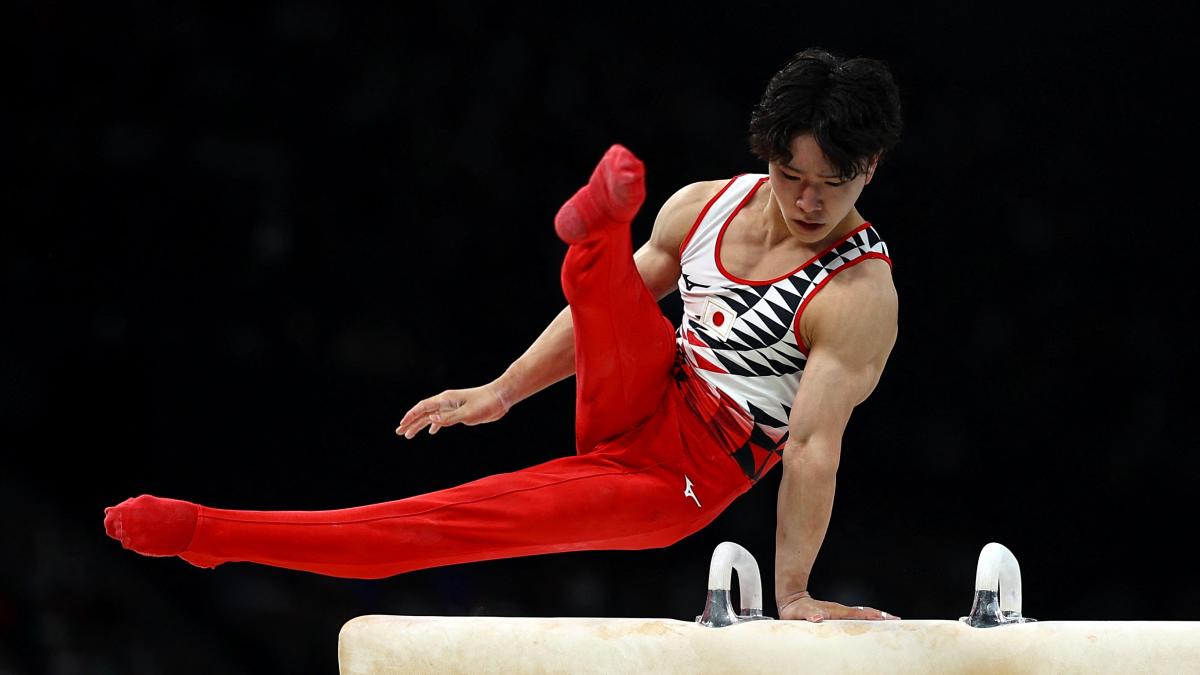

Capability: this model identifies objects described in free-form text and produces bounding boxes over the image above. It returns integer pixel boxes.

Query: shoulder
[658,179,729,223]
[799,257,898,360]
[825,255,895,294]
[649,178,739,253]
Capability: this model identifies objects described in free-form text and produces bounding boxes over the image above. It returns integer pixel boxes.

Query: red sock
[104,494,198,557]
[554,143,647,244]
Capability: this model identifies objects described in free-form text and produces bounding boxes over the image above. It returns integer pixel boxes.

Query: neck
[761,189,863,250]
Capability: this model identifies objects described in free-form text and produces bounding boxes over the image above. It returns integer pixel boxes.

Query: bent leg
[556,145,678,453]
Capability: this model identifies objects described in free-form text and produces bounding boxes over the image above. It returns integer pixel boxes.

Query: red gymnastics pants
[106,146,756,580]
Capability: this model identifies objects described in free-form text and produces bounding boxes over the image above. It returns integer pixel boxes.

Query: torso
[670,174,894,484]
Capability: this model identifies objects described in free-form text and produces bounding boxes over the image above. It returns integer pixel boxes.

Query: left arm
[775,259,899,622]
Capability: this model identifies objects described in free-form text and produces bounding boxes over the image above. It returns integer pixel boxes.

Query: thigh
[565,234,678,453]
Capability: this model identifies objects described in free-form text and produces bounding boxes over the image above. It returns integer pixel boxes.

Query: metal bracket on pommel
[696,541,776,627]
[960,542,1038,627]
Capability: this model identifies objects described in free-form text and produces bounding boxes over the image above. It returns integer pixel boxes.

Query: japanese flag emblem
[701,297,737,340]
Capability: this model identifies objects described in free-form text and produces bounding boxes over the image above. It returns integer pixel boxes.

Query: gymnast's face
[766,133,878,245]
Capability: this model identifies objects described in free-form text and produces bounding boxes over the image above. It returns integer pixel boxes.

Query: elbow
[782,441,841,476]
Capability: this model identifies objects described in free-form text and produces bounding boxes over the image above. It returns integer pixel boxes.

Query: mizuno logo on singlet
[684,475,701,508]
[682,273,708,291]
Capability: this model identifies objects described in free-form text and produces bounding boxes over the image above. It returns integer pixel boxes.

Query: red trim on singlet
[711,177,772,284]
[792,252,894,356]
[678,174,746,258]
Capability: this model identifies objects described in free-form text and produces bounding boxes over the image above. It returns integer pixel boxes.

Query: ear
[863,154,881,185]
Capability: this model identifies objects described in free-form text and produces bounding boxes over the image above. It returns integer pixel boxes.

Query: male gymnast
[105,47,903,623]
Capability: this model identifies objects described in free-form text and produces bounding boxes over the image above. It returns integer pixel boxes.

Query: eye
[781,171,845,187]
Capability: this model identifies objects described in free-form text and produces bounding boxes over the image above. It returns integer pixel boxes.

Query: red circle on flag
[713,311,725,326]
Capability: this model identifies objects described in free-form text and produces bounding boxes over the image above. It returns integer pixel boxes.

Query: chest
[717,211,816,282]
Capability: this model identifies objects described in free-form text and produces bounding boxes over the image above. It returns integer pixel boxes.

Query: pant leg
[562,224,678,455]
[176,391,748,580]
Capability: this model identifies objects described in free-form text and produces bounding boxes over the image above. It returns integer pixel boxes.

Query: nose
[794,188,822,215]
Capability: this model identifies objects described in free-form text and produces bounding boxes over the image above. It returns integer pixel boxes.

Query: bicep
[633,181,716,301]
[787,268,898,457]
[634,241,681,301]
[786,343,885,452]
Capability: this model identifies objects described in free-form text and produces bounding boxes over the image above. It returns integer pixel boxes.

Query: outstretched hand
[777,591,901,623]
[395,382,513,439]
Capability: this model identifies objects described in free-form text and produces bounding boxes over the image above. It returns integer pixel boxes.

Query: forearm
[775,444,839,606]
[492,305,576,407]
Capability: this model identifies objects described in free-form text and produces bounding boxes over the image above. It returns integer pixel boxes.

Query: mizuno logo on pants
[684,475,701,508]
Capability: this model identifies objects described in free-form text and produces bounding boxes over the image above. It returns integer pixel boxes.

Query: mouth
[792,218,824,231]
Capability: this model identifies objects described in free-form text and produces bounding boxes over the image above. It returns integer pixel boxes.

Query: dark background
[6,2,1197,673]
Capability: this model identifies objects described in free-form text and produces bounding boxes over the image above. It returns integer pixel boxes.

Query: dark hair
[748,47,903,181]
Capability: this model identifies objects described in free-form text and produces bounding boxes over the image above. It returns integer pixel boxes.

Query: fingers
[780,596,902,622]
[847,605,900,621]
[396,398,442,438]
[398,416,431,439]
[402,412,447,439]
[397,400,437,432]
[396,393,463,439]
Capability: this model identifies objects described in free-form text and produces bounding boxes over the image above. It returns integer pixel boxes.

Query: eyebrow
[782,163,841,179]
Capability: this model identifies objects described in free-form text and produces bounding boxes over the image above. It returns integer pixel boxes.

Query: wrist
[776,589,812,607]
[490,373,520,412]
[775,571,811,599]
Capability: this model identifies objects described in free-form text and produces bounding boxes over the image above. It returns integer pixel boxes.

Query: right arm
[395,180,719,439]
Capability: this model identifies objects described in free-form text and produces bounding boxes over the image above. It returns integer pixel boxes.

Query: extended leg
[103,412,738,579]
[555,144,678,454]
